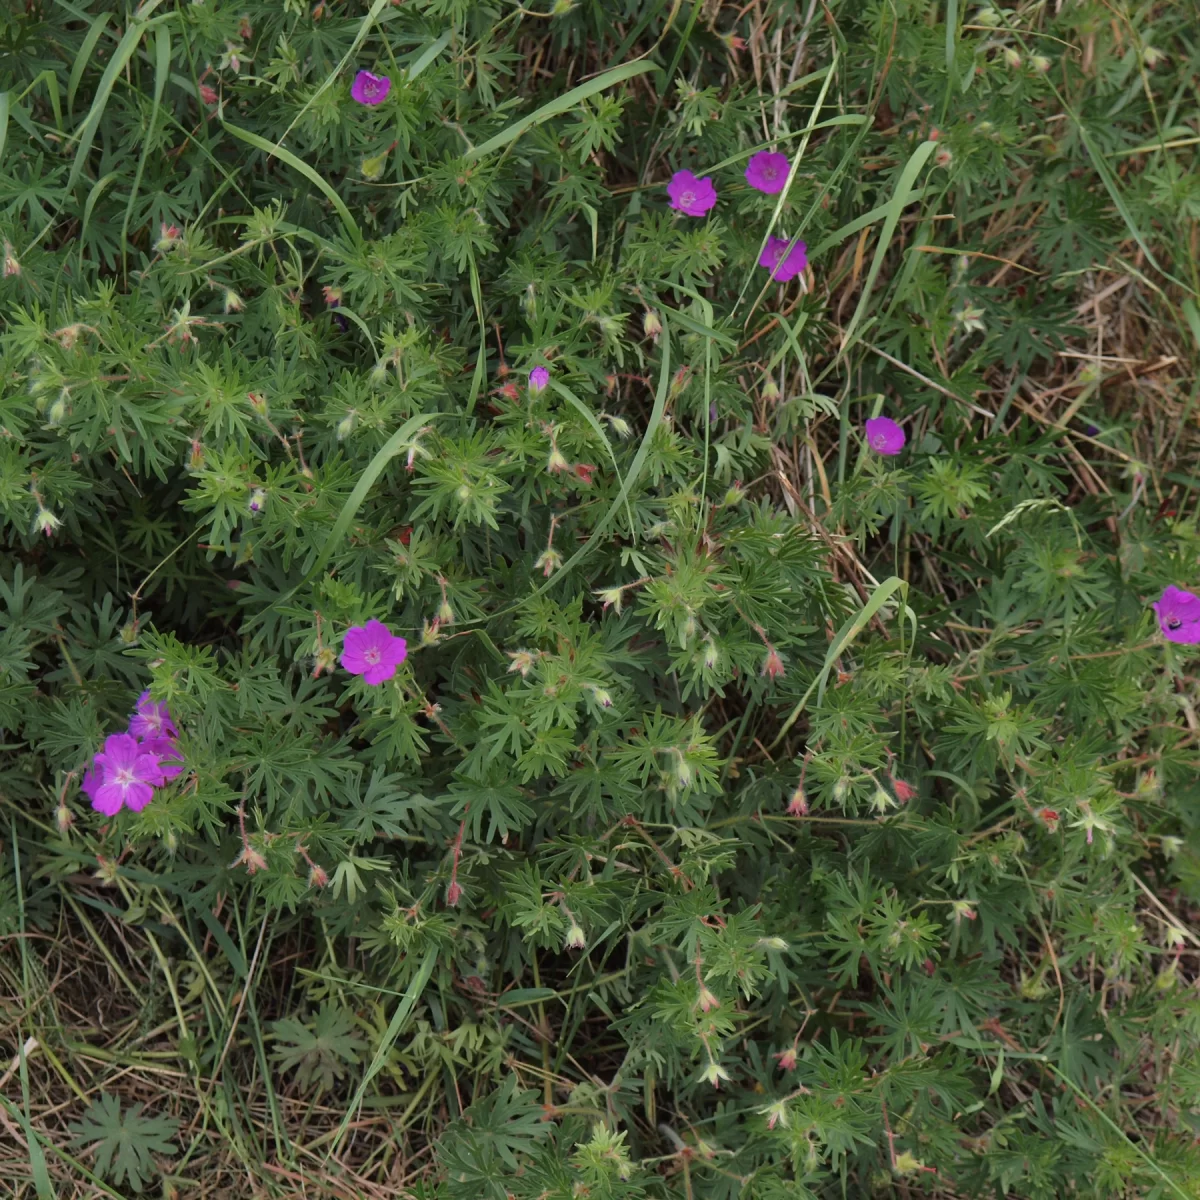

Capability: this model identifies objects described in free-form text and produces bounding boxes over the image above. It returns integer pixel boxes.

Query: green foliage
[3,0,1200,1197]
[67,1094,179,1193]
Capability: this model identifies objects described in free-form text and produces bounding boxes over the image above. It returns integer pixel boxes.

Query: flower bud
[223,289,244,313]
[757,936,788,951]
[47,396,67,425]
[870,785,896,814]
[761,376,781,403]
[313,646,337,677]
[701,1060,730,1088]
[697,985,719,1012]
[1142,45,1164,68]
[595,586,624,613]
[891,778,917,803]
[235,845,268,874]
[702,638,720,671]
[55,804,74,835]
[337,411,356,441]
[1161,835,1183,859]
[832,777,850,804]
[643,310,663,340]
[3,240,21,277]
[248,487,266,514]
[761,647,785,680]
[564,923,586,950]
[446,879,463,906]
[155,223,181,252]
[1030,54,1051,74]
[308,863,329,888]
[361,151,388,181]
[33,507,61,537]
[1002,47,1021,69]
[604,414,632,438]
[507,649,536,677]
[787,784,808,816]
[437,598,455,625]
[774,1047,797,1071]
[589,686,613,709]
[547,447,570,474]
[535,548,563,577]
[952,899,977,923]
[721,482,746,506]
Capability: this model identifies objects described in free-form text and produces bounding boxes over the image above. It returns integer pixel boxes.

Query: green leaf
[68,1093,178,1193]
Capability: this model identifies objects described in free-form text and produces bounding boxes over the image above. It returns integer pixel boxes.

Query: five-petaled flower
[1153,585,1200,644]
[865,415,906,456]
[341,619,408,685]
[351,70,391,106]
[90,733,165,816]
[667,170,717,217]
[758,235,808,282]
[745,150,791,194]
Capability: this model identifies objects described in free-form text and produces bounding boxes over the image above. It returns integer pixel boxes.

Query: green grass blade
[78,171,118,273]
[810,188,928,259]
[550,379,632,531]
[0,91,8,165]
[465,60,655,162]
[120,23,170,267]
[328,948,437,1156]
[67,10,111,114]
[837,139,937,355]
[771,576,915,749]
[222,121,361,241]
[406,29,452,81]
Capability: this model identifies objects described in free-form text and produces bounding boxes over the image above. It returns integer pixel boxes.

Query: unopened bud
[308,863,329,888]
[1030,54,1051,74]
[564,922,586,949]
[832,777,850,803]
[757,936,788,951]
[155,223,181,252]
[697,985,719,1012]
[761,377,781,402]
[313,646,337,677]
[952,899,977,923]
[3,240,21,277]
[507,649,536,677]
[721,482,746,506]
[55,804,74,835]
[248,487,266,514]
[595,586,624,613]
[337,411,356,441]
[1161,835,1183,859]
[643,310,663,340]
[589,686,613,709]
[446,879,462,906]
[1002,47,1021,69]
[437,598,455,625]
[702,638,720,671]
[361,150,388,181]
[870,785,896,814]
[761,647,785,680]
[33,507,61,537]
[774,1047,797,1071]
[787,784,808,816]
[670,366,691,396]
[1142,45,1164,68]
[223,289,244,313]
[535,548,562,577]
[47,396,67,425]
[604,414,632,438]
[236,845,268,874]
[547,447,570,474]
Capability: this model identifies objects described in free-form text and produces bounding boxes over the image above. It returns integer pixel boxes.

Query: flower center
[116,767,135,787]
[681,190,695,207]
[364,648,381,665]
[1168,617,1182,629]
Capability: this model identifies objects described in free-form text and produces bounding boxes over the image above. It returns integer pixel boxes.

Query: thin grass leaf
[67,11,111,115]
[837,139,938,355]
[465,60,655,162]
[120,24,170,266]
[406,29,453,81]
[328,949,437,1157]
[222,122,360,242]
[550,379,632,530]
[771,577,916,749]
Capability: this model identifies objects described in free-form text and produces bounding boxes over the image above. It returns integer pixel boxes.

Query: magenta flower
[865,416,906,456]
[140,734,184,780]
[129,691,178,741]
[667,170,717,217]
[81,765,102,804]
[91,733,164,816]
[342,619,408,685]
[758,235,808,282]
[1153,585,1200,644]
[351,70,391,106]
[745,151,791,194]
[529,366,549,393]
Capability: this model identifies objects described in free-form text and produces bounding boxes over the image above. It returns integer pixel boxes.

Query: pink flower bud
[446,879,463,906]
[787,785,808,816]
[761,647,785,680]
[308,863,329,888]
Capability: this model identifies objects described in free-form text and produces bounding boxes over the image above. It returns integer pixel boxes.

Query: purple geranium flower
[140,734,184,780]
[1153,585,1200,644]
[91,733,164,816]
[529,366,549,393]
[129,690,178,741]
[745,151,791,194]
[351,70,391,106]
[342,619,408,685]
[758,235,808,282]
[865,416,906,456]
[667,170,717,217]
